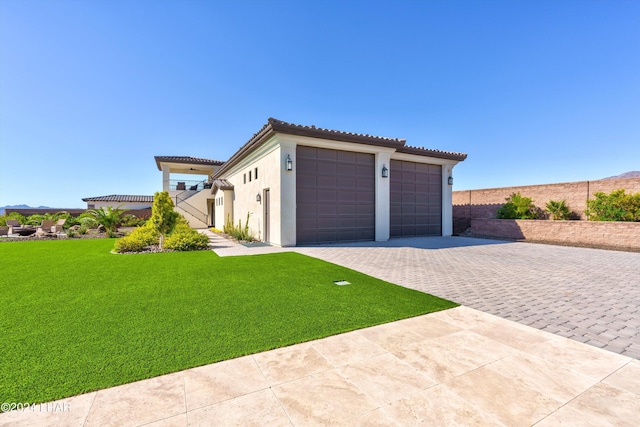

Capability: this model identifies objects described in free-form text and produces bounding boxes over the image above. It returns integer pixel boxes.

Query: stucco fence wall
[470,219,640,251]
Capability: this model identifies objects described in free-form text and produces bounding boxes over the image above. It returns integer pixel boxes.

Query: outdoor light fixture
[256,193,261,203]
[382,165,389,178]
[286,155,293,171]
[448,176,454,185]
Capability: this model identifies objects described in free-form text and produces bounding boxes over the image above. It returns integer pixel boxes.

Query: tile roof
[214,118,467,177]
[210,179,234,194]
[82,195,154,203]
[397,144,468,161]
[154,156,224,171]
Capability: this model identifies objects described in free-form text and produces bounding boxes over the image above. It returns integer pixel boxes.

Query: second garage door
[297,146,375,245]
[390,160,442,237]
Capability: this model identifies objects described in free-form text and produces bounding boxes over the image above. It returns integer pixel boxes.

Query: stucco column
[162,165,170,192]
[442,163,455,236]
[279,141,297,246]
[375,151,392,241]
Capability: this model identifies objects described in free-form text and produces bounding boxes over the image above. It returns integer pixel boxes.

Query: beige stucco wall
[212,189,233,230]
[89,201,152,210]
[220,136,286,245]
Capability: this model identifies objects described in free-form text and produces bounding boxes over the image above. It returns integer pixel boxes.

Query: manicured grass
[0,239,457,403]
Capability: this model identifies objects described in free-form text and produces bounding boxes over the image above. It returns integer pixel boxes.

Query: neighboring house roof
[82,195,154,203]
[154,156,224,171]
[210,179,234,194]
[214,118,467,177]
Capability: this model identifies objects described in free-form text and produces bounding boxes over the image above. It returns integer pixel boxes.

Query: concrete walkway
[2,233,639,425]
[2,306,638,426]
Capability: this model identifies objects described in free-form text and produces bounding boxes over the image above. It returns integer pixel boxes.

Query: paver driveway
[290,237,640,359]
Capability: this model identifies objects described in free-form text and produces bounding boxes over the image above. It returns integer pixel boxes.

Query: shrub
[496,192,539,220]
[164,228,209,251]
[0,212,25,226]
[545,199,571,220]
[113,225,159,253]
[585,189,640,222]
[78,225,89,235]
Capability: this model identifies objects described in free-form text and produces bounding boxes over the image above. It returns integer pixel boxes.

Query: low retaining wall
[470,219,640,251]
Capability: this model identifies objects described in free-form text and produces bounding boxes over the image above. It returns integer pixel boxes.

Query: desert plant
[149,192,179,248]
[585,189,640,222]
[88,206,126,232]
[545,199,571,220]
[223,212,254,241]
[496,192,539,220]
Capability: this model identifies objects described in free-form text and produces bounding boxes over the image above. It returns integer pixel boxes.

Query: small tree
[496,192,539,219]
[545,200,571,220]
[149,191,179,248]
[88,206,126,231]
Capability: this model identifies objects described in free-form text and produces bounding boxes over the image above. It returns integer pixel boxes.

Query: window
[249,171,252,182]
[255,167,258,179]
[243,174,246,184]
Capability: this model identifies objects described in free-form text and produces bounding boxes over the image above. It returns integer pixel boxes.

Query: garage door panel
[317,175,337,188]
[318,190,337,202]
[297,146,375,244]
[357,204,375,215]
[317,231,339,243]
[338,151,356,162]
[317,217,338,228]
[317,204,337,215]
[317,148,337,161]
[297,203,317,216]
[356,191,373,202]
[337,217,357,228]
[337,176,356,188]
[390,160,442,237]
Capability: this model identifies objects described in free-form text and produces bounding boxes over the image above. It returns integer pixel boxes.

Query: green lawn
[0,239,457,404]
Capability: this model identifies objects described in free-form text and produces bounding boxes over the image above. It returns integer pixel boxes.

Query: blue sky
[1,0,638,208]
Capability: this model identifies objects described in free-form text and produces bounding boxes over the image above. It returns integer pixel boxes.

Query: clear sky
[1,0,638,208]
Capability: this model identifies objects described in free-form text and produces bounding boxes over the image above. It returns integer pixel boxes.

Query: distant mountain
[602,171,640,180]
[0,205,51,215]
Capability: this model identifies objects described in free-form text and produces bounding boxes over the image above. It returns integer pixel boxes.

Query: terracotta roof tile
[210,179,234,194]
[154,156,224,171]
[213,118,467,177]
[82,195,154,203]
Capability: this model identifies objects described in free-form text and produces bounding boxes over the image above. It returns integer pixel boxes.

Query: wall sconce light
[256,193,261,203]
[286,155,293,171]
[448,176,454,185]
[382,165,389,178]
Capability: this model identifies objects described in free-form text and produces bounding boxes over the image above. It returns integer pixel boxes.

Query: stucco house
[156,118,467,246]
[82,195,154,210]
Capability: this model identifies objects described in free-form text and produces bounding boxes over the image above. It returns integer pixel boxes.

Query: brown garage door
[297,146,375,244]
[390,160,442,237]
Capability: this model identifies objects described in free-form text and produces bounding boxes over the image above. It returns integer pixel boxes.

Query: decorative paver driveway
[290,237,640,359]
